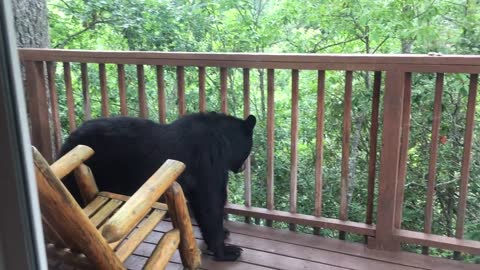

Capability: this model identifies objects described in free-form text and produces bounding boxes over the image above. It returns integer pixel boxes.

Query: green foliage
[47,0,480,262]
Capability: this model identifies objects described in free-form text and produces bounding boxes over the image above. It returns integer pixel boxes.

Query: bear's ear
[244,115,256,130]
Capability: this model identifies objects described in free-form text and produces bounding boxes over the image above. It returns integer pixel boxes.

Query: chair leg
[165,182,202,270]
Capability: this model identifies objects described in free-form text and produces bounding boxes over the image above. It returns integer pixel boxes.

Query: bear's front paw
[213,244,243,261]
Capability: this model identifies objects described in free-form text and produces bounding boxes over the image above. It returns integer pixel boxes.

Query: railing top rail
[18,49,480,72]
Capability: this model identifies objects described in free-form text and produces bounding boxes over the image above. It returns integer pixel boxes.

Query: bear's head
[223,114,256,173]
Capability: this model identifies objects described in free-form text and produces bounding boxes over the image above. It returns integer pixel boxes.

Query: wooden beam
[289,69,299,232]
[220,67,228,114]
[423,73,444,255]
[374,71,405,251]
[198,66,206,112]
[97,192,168,211]
[456,74,478,239]
[144,229,180,270]
[266,69,275,227]
[394,73,412,229]
[156,65,166,123]
[137,64,148,118]
[224,204,375,236]
[24,61,53,162]
[314,70,326,235]
[115,209,166,260]
[83,196,109,217]
[80,63,91,120]
[74,164,98,205]
[339,71,353,240]
[395,229,480,256]
[46,61,62,153]
[177,66,185,116]
[63,62,76,131]
[19,49,480,70]
[99,63,109,117]
[165,182,202,269]
[102,160,185,242]
[50,145,94,180]
[243,68,251,209]
[117,64,128,116]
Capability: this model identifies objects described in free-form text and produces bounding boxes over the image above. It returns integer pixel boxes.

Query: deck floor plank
[124,255,183,270]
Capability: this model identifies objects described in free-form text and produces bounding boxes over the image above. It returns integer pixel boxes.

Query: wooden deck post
[24,61,53,162]
[371,71,405,251]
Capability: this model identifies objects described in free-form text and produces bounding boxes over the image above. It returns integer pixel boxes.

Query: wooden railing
[19,49,480,259]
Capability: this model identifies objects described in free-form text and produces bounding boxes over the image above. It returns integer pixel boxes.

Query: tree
[12,0,50,48]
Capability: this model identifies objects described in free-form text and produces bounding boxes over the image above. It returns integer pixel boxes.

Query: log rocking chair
[32,144,201,270]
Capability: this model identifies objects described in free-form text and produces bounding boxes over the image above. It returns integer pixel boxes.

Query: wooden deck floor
[119,220,477,270]
[47,217,478,270]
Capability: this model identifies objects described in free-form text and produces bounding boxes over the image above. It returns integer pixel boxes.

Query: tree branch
[309,36,363,53]
[372,36,390,54]
[59,0,77,12]
[54,19,118,48]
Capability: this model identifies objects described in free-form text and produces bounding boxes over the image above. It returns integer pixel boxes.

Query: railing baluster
[137,65,148,118]
[222,67,229,221]
[25,61,53,162]
[243,68,252,224]
[374,71,405,251]
[99,63,109,117]
[423,73,444,255]
[314,70,326,236]
[394,72,412,229]
[199,67,206,112]
[118,64,128,116]
[339,71,353,240]
[290,69,299,232]
[454,74,478,259]
[365,71,382,238]
[177,66,186,116]
[220,67,228,114]
[80,63,91,120]
[266,68,275,227]
[47,62,62,153]
[63,62,76,131]
[157,66,166,124]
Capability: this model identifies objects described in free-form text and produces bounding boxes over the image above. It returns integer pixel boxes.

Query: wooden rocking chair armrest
[101,159,185,243]
[51,145,95,179]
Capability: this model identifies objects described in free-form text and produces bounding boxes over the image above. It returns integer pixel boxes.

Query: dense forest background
[45,0,479,262]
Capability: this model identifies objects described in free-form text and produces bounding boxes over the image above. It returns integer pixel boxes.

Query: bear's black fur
[59,112,256,261]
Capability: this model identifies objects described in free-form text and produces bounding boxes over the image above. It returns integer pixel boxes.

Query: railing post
[370,70,405,251]
[24,61,53,162]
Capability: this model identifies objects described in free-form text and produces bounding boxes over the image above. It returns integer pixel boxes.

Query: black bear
[59,112,256,261]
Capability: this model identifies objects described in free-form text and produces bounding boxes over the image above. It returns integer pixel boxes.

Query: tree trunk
[12,0,50,48]
[12,0,52,157]
[401,40,413,54]
[400,4,413,54]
